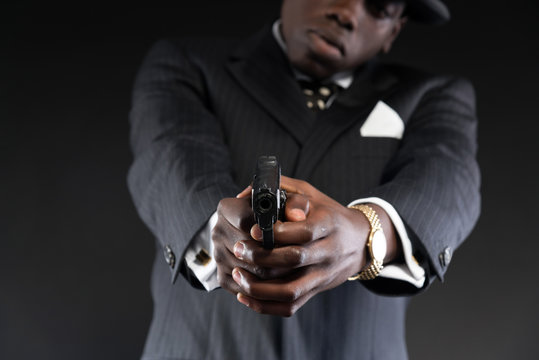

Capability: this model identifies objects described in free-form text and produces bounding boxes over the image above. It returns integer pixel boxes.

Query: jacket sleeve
[127,39,239,284]
[362,76,481,295]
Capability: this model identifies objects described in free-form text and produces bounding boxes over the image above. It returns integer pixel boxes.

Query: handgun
[252,156,286,249]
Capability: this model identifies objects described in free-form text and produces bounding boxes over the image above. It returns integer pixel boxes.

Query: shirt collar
[272,20,354,89]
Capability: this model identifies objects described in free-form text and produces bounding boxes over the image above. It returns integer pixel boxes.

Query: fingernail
[232,268,242,284]
[251,225,263,240]
[237,293,250,307]
[234,242,245,259]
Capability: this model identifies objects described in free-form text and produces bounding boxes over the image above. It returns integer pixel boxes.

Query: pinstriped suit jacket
[128,25,480,360]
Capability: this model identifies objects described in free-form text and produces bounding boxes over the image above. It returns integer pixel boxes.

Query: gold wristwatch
[347,204,387,281]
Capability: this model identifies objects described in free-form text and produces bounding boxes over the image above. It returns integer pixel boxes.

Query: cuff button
[164,245,176,269]
[439,247,452,268]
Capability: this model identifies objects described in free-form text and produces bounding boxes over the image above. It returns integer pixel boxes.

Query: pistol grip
[262,229,274,249]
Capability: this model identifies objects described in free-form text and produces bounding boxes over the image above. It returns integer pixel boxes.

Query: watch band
[347,204,384,281]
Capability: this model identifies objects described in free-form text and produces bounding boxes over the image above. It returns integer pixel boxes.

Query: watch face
[371,230,387,262]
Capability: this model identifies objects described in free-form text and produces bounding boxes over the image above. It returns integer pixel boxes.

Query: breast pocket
[346,135,401,192]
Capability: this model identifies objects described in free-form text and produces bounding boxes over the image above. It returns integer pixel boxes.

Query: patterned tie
[298,80,341,112]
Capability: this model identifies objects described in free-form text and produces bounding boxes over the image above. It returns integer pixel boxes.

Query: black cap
[405,0,451,25]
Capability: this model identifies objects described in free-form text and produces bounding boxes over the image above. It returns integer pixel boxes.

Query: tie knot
[298,81,341,111]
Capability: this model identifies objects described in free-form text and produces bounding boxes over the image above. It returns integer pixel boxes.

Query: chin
[288,51,338,81]
[303,57,341,80]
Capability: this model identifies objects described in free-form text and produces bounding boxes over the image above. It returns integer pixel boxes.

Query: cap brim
[405,0,451,25]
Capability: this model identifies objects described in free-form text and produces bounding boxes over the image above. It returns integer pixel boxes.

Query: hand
[211,189,309,295]
[230,176,374,317]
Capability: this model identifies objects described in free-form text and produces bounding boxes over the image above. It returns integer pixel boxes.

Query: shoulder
[377,62,476,115]
[383,63,475,100]
[134,36,245,94]
[360,62,478,127]
[144,37,242,65]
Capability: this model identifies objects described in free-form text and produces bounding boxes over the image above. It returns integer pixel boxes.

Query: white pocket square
[360,101,404,139]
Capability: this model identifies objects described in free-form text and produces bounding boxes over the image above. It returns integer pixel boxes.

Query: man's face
[281,0,407,79]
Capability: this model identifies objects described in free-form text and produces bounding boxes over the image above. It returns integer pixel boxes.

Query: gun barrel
[252,156,284,249]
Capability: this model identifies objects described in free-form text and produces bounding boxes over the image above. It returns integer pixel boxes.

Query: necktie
[298,80,341,112]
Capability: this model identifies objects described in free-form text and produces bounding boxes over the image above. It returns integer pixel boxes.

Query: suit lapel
[226,26,400,179]
[227,26,315,145]
[295,61,399,179]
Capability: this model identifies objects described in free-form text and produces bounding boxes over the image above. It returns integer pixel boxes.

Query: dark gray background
[2,1,538,359]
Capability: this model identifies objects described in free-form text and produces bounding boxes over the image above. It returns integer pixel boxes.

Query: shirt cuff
[184,212,220,291]
[347,197,425,288]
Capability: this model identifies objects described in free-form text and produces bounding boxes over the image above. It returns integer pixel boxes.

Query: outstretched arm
[127,39,239,283]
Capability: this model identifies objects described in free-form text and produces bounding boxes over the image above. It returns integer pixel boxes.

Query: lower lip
[308,31,343,60]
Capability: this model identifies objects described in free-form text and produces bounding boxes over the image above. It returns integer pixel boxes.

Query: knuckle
[283,305,297,317]
[211,223,225,242]
[210,229,219,245]
[250,250,269,267]
[304,223,315,242]
[266,267,287,279]
[283,285,300,302]
[213,248,225,264]
[217,271,226,288]
[216,198,234,216]
[327,207,338,224]
[249,247,260,263]
[298,179,309,190]
[286,247,305,267]
[252,266,268,279]
[263,268,277,278]
[242,282,253,296]
[250,302,263,314]
[299,179,314,192]
[216,199,226,214]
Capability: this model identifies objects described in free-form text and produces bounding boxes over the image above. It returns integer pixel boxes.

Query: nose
[326,0,363,31]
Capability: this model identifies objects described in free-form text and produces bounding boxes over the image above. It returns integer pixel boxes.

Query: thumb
[236,184,252,199]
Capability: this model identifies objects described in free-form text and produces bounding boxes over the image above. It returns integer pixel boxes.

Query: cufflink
[195,248,211,266]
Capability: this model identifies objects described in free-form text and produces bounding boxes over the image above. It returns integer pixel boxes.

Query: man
[128,0,480,359]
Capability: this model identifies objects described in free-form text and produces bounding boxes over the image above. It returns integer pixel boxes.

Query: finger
[214,240,275,279]
[286,208,307,222]
[250,223,263,241]
[273,210,334,245]
[213,240,247,273]
[280,175,310,195]
[260,266,299,279]
[236,291,314,317]
[236,184,252,199]
[212,213,252,252]
[215,231,295,280]
[212,219,263,274]
[249,220,305,243]
[234,239,324,268]
[232,267,324,303]
[217,197,256,232]
[284,193,310,221]
[217,270,242,295]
